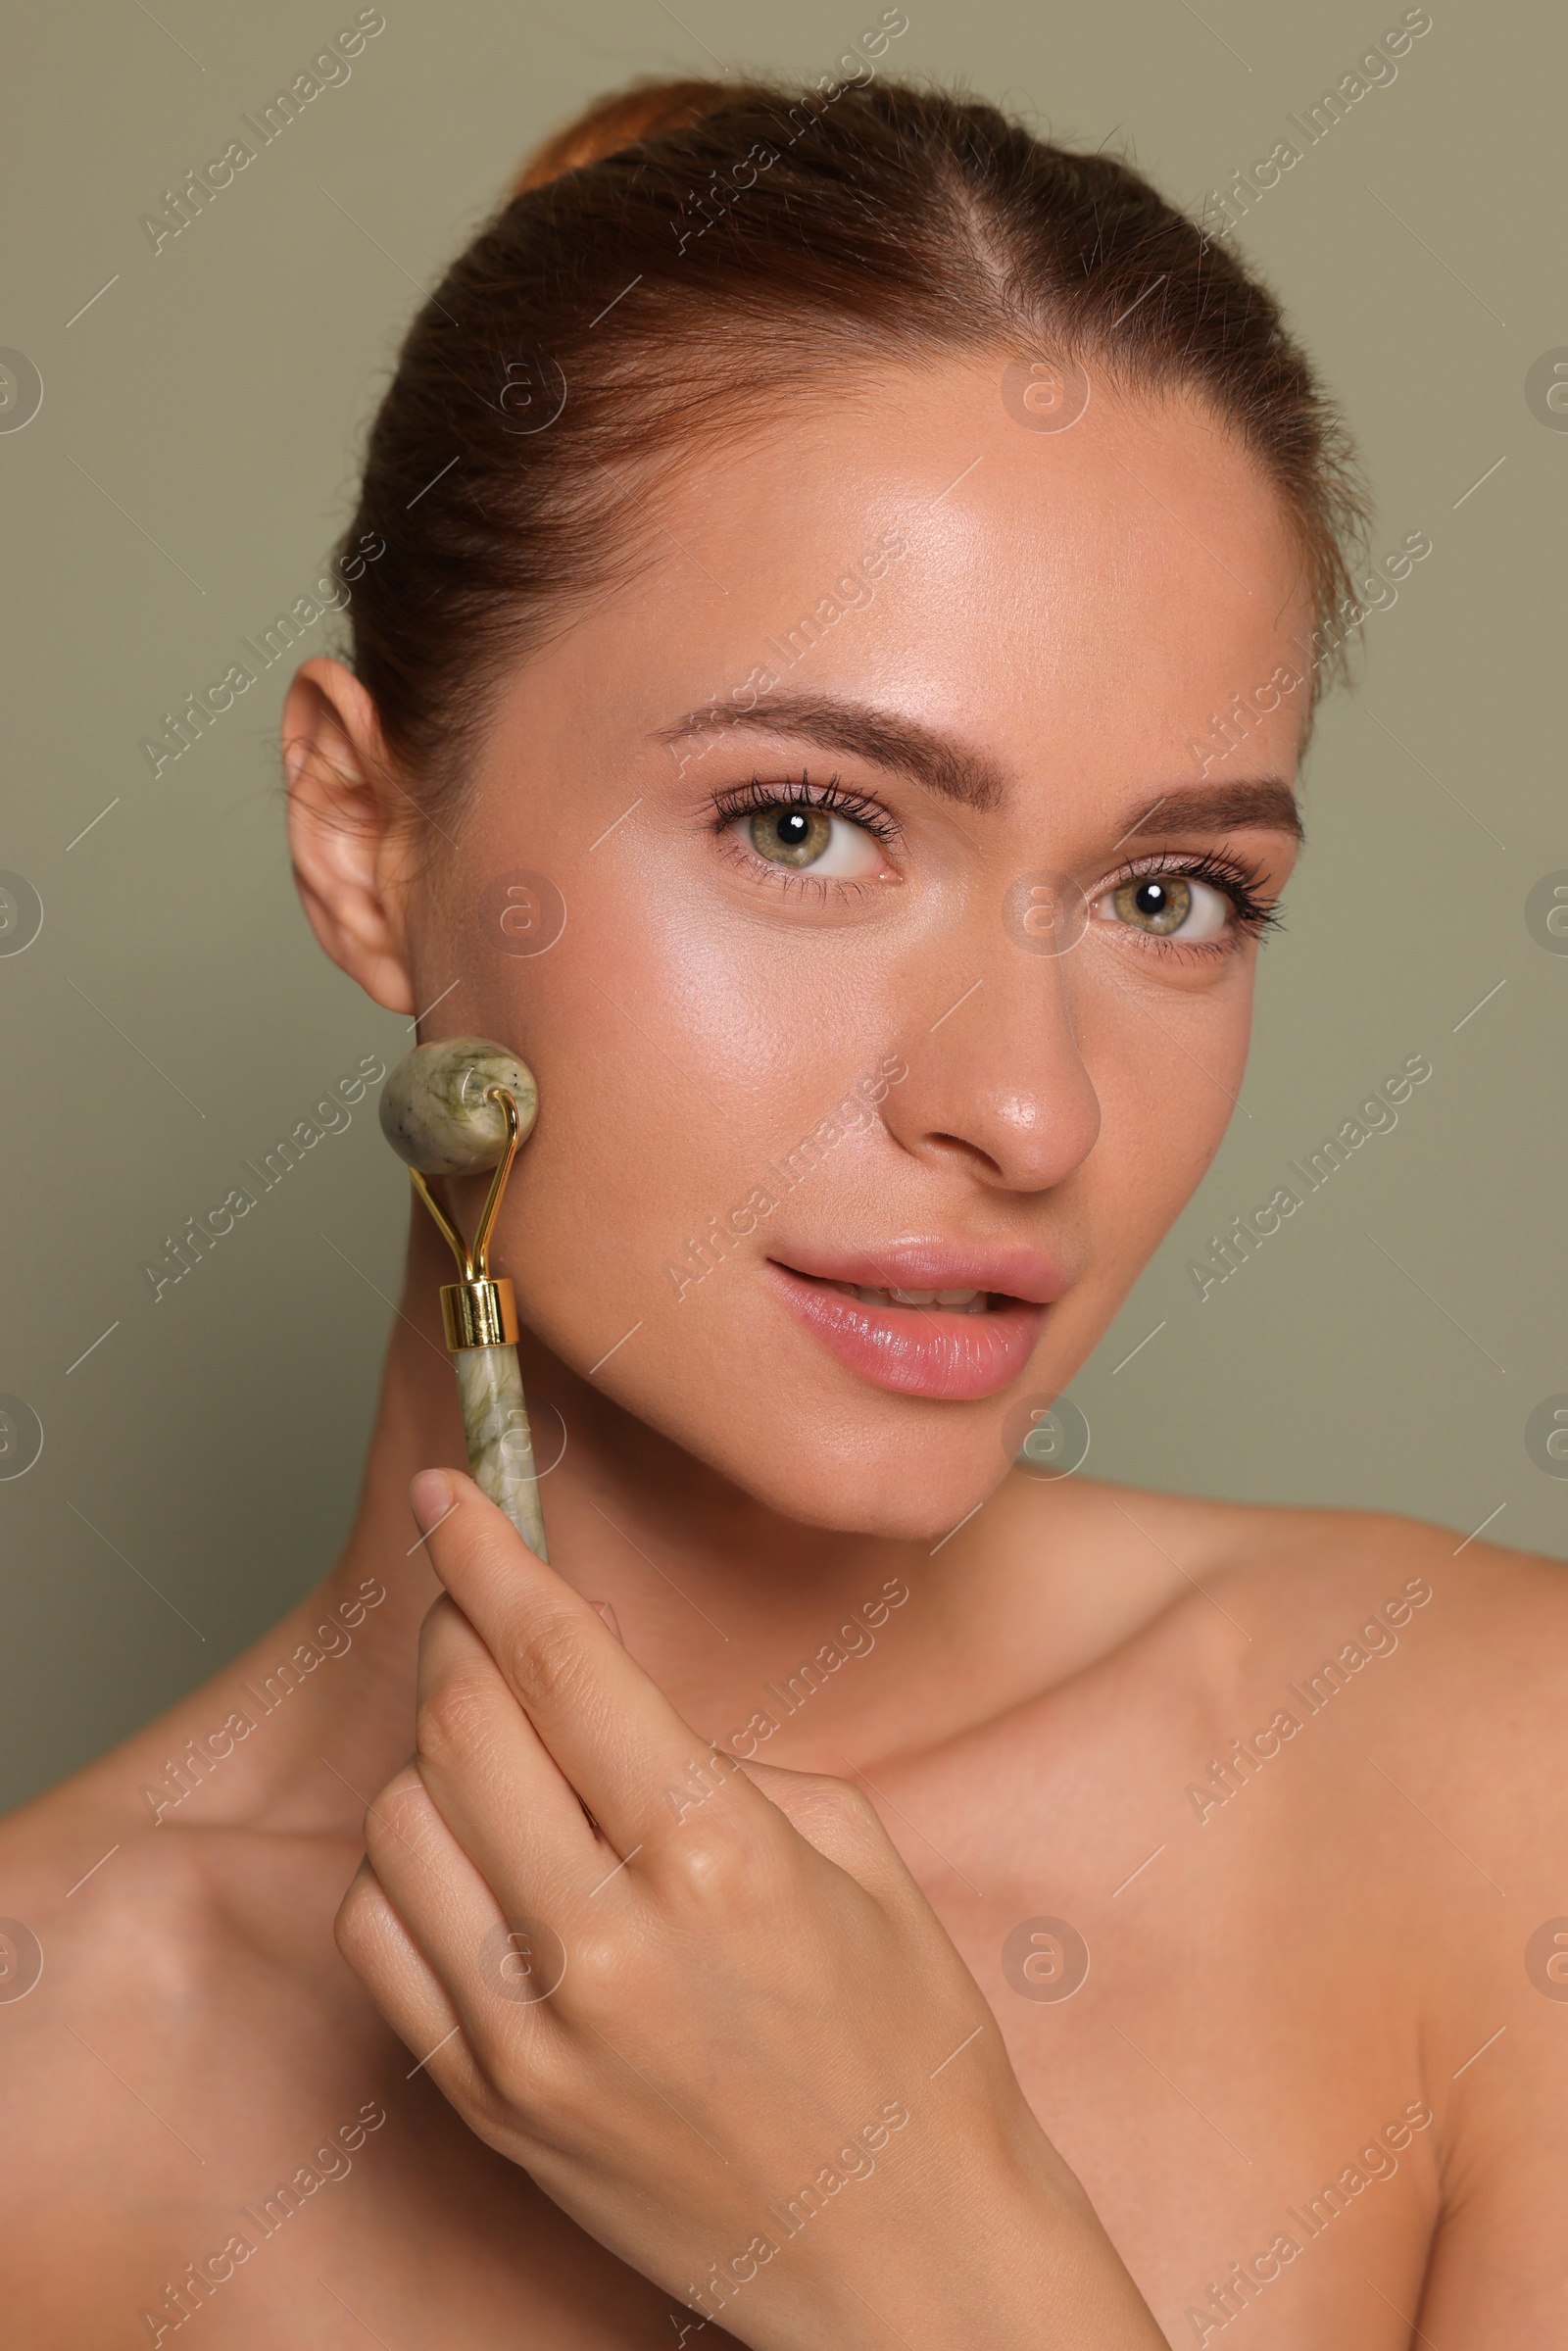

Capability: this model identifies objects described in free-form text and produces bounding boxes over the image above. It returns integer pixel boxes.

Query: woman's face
[368,359,1310,1538]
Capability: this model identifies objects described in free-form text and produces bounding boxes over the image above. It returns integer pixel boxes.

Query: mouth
[764,1247,1063,1400]
[810,1278,1007,1314]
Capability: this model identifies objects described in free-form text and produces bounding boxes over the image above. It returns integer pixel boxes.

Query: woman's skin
[3,358,1565,2347]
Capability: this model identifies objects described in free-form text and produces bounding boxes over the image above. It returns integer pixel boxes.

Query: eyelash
[707,775,1283,943]
[709,771,901,846]
[1099,848,1284,951]
[708,772,899,899]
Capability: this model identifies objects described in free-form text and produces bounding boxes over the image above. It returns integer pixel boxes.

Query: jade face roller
[379,1037,550,1560]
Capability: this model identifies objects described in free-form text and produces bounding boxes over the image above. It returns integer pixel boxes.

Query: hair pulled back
[336,69,1366,819]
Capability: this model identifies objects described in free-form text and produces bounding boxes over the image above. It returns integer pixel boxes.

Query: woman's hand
[335,1469,1162,2350]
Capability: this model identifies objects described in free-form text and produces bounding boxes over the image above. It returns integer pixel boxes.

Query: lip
[768,1239,1070,1308]
[763,1241,1065,1401]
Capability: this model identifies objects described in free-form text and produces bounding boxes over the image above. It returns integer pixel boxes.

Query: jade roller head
[379,1037,538,1180]
[379,1038,549,1559]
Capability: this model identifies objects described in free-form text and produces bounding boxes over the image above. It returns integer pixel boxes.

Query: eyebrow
[652,692,1301,842]
[653,692,1009,810]
[1111,782,1302,845]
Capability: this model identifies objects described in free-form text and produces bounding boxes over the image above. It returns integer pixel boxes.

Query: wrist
[719,2125,1162,2351]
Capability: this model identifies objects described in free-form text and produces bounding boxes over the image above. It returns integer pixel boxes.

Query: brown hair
[336,70,1366,822]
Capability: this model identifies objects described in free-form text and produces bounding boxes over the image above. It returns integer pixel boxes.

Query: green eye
[750,808,834,867]
[1107,873,1229,942]
[1113,876,1193,934]
[730,804,885,880]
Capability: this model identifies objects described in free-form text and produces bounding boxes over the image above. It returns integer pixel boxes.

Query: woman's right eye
[729,804,886,878]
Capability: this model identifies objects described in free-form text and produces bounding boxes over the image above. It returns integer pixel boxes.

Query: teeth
[838,1282,990,1313]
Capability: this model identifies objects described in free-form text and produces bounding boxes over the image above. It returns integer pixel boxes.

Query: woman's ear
[283,657,417,1015]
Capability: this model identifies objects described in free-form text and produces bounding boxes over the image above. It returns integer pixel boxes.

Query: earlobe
[283,656,417,1015]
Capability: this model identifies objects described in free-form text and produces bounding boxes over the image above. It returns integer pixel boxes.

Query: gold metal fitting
[407,1086,525,1354]
[440,1277,519,1350]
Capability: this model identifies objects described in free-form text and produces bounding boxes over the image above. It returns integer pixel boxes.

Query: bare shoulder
[1078,1475,1568,1716]
[1150,1494,1568,2335]
[988,1470,1568,1886]
[1094,1482,1568,2020]
[0,1758,366,2144]
[1206,1488,1567,1719]
[0,1760,173,2035]
[0,1740,702,2344]
[989,1465,1568,1723]
[0,1758,402,2335]
[982,1483,1568,2336]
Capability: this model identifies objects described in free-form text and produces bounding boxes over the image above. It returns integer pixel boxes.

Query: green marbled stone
[379,1037,538,1177]
[455,1344,550,1560]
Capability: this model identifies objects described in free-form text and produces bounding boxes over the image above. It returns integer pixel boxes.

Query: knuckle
[660,1811,774,1909]
[839,1789,888,1849]
[819,1772,878,1825]
[565,1929,638,2008]
[470,2031,581,2157]
[362,1793,416,1871]
[444,2042,534,2151]
[506,1606,591,1711]
[363,1765,440,1864]
[794,1771,885,1845]
[332,1869,384,1968]
[416,1668,499,1772]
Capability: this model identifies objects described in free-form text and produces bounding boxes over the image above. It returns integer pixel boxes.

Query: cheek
[526,845,897,1151]
[1071,956,1257,1255]
[461,856,891,1298]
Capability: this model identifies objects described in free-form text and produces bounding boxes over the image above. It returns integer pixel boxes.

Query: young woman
[4,72,1563,2350]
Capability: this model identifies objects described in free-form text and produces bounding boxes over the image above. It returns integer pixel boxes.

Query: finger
[358,1759,531,2017]
[737,1760,924,1909]
[335,1855,471,2082]
[357,1776,584,2146]
[411,1470,778,1863]
[357,1758,586,2117]
[413,1589,609,1915]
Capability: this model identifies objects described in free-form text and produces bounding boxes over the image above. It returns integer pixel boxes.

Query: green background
[2,0,1561,1809]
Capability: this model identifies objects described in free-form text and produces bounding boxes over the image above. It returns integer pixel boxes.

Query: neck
[164,1206,962,1838]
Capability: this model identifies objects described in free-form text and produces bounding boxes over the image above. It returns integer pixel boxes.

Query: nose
[882,930,1102,1193]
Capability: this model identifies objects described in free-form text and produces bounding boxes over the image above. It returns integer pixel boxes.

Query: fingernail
[589,1599,624,1643]
[411,1469,454,1535]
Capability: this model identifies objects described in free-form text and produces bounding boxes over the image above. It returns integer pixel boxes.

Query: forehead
[511,357,1314,783]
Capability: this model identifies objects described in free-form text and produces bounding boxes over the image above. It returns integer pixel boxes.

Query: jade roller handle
[379,1038,550,1561]
[452,1341,548,1558]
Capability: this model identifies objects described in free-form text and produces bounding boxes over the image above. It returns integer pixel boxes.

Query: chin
[594,1340,1037,1543]
[730,1429,1018,1543]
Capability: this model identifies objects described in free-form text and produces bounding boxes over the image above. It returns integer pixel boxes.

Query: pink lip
[770,1239,1069,1308]
[763,1242,1065,1401]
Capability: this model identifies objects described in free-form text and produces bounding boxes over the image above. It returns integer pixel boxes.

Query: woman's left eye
[1102,873,1231,942]
[730,805,886,878]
